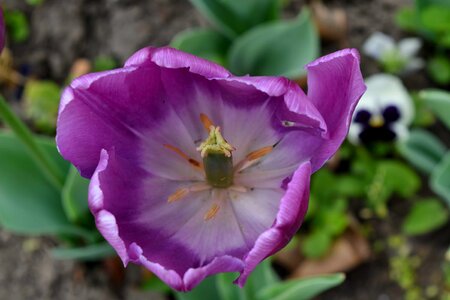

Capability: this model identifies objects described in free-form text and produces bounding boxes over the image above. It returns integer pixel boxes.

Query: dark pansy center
[354,105,402,143]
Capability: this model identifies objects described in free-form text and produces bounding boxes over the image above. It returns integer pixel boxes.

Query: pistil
[197,117,235,188]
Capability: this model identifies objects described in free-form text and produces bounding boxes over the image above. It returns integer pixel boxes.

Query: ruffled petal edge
[235,161,311,286]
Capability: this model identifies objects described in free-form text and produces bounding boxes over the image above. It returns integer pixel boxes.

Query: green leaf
[175,276,220,300]
[427,56,450,85]
[420,89,450,129]
[216,260,279,300]
[62,166,90,224]
[395,7,419,32]
[25,0,45,5]
[257,273,345,300]
[4,10,30,43]
[189,0,281,38]
[335,175,366,198]
[141,276,172,293]
[398,129,447,174]
[93,56,118,72]
[23,80,61,133]
[171,28,231,66]
[431,152,450,206]
[377,161,421,198]
[301,230,332,258]
[51,242,115,261]
[367,160,421,216]
[216,273,243,300]
[420,6,450,32]
[411,92,435,127]
[228,9,319,79]
[0,131,78,235]
[402,198,449,235]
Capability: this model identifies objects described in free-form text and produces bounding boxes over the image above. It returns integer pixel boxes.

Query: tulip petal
[306,49,366,171]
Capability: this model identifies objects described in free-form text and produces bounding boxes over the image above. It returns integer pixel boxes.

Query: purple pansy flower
[56,47,365,291]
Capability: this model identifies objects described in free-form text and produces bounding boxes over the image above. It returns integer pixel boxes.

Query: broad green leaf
[62,165,90,224]
[51,242,115,261]
[189,0,281,38]
[216,273,243,300]
[417,0,450,9]
[398,129,447,174]
[420,6,450,32]
[23,80,61,133]
[228,9,319,79]
[0,132,80,235]
[301,230,332,258]
[175,276,220,300]
[257,273,345,300]
[216,260,279,300]
[431,152,450,206]
[171,28,230,65]
[427,56,450,85]
[411,92,435,127]
[402,198,449,235]
[4,10,29,43]
[420,89,450,129]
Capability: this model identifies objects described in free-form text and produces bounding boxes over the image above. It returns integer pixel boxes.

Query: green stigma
[197,126,234,188]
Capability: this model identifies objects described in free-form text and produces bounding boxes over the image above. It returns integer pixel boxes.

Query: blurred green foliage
[171,0,319,79]
[4,10,29,43]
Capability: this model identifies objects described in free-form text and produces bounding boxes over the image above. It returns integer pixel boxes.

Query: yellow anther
[204,203,220,221]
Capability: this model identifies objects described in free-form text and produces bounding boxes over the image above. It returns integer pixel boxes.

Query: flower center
[197,123,235,188]
[164,113,275,221]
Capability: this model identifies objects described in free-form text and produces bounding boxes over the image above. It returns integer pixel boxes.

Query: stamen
[246,146,273,161]
[235,145,274,172]
[167,183,210,203]
[204,203,220,221]
[163,144,203,170]
[200,113,214,131]
[167,188,189,203]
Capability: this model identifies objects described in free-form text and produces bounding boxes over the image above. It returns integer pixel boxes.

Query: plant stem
[0,94,65,190]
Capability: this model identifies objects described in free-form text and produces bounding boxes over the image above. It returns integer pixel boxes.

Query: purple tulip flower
[56,47,365,291]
